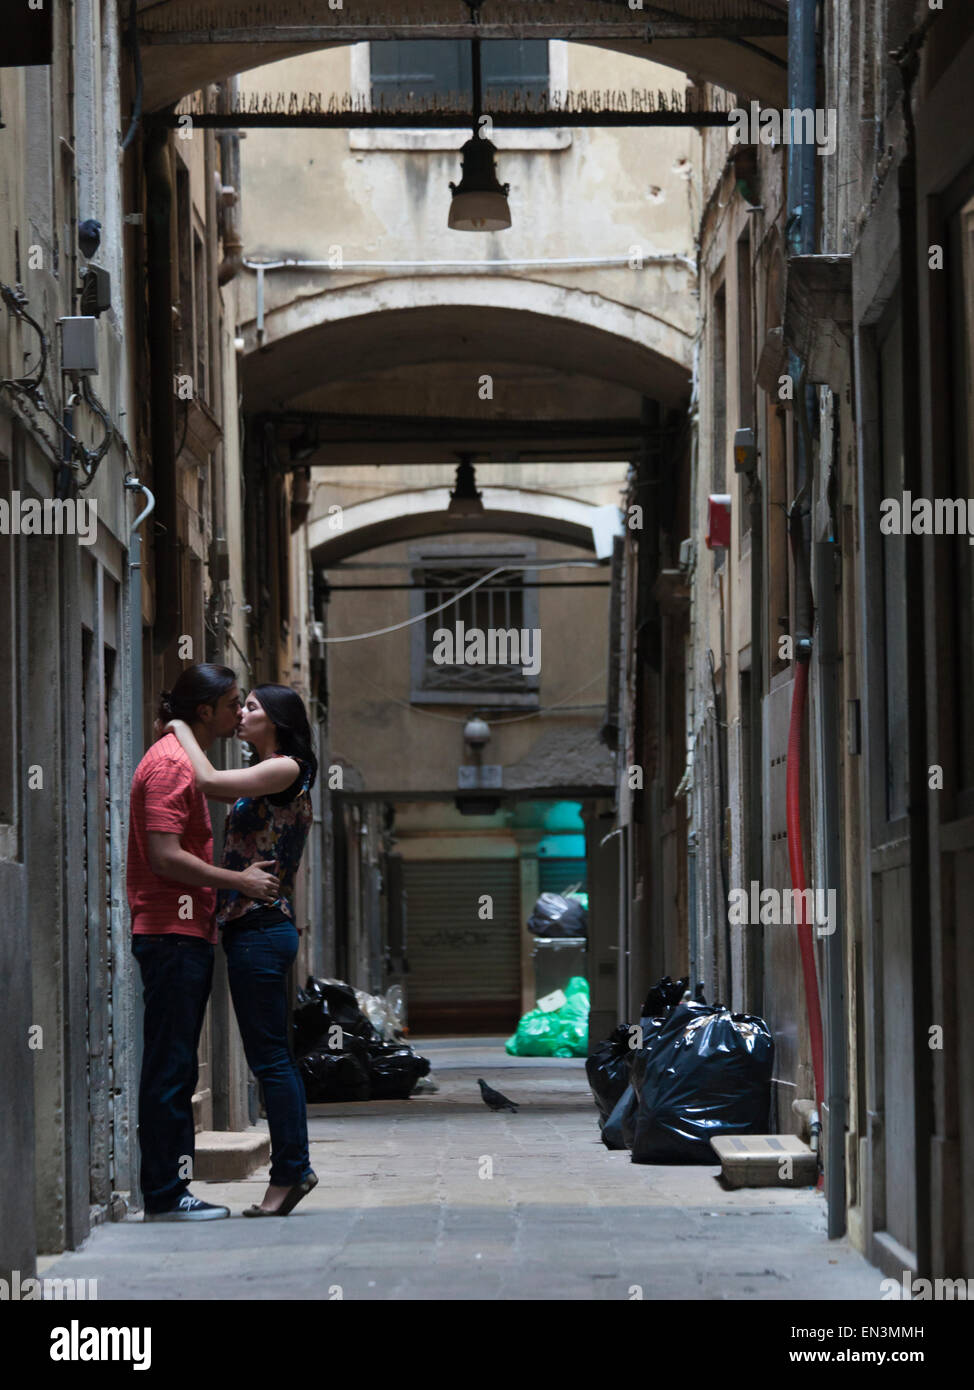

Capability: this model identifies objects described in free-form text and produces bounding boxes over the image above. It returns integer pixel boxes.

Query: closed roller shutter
[403,860,521,1034]
[538,858,587,897]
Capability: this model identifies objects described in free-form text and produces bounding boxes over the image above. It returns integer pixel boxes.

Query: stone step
[710,1134,818,1188]
[193,1129,270,1182]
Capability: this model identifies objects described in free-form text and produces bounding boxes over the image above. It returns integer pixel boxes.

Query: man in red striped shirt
[128,664,279,1221]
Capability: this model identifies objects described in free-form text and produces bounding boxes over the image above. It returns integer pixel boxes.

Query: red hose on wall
[786,660,826,1109]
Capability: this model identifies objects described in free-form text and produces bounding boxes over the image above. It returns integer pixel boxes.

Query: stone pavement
[40,1038,884,1301]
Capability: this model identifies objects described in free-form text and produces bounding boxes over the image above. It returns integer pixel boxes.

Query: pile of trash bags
[586,975,773,1162]
[505,975,589,1057]
[293,976,431,1102]
[526,892,588,938]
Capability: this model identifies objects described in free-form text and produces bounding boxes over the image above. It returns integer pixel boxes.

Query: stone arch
[243,273,694,411]
[308,486,614,565]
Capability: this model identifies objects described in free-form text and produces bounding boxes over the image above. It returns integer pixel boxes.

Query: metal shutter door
[538,858,587,896]
[403,860,521,1034]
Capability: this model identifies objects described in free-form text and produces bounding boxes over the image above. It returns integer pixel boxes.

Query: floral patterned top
[217,755,313,928]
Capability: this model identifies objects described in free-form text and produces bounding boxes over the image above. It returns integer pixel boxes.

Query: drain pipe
[894,19,934,1285]
[785,0,827,1118]
[145,122,179,656]
[217,78,243,286]
[125,478,155,762]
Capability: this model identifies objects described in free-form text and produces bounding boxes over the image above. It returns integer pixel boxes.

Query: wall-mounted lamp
[463,715,491,749]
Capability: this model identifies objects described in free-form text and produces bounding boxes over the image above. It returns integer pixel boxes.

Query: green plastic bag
[505,977,589,1057]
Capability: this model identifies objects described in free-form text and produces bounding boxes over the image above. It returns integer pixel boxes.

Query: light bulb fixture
[447,455,485,517]
[463,715,491,748]
[448,35,511,231]
[448,136,511,231]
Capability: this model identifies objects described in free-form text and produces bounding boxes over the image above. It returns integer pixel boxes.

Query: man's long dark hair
[251,684,318,789]
[158,664,237,724]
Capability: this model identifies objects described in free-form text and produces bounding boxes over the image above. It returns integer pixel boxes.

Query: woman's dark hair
[250,684,318,789]
[158,664,237,724]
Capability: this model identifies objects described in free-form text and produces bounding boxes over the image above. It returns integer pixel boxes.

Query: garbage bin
[531,936,588,1001]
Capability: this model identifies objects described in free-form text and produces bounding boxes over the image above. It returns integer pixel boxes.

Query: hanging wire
[321,558,602,642]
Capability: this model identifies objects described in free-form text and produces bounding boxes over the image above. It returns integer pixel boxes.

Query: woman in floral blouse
[166,684,318,1217]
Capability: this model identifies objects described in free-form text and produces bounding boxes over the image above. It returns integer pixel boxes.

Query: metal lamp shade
[448,136,512,231]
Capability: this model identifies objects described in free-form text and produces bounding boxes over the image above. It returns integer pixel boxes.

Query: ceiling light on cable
[448,33,511,231]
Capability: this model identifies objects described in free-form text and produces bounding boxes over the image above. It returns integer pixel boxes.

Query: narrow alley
[2,0,973,1347]
[39,1041,880,1302]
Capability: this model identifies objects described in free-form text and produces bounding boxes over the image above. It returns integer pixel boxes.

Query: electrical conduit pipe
[786,657,825,1110]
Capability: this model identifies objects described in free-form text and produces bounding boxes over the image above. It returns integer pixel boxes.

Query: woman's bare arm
[165,719,299,798]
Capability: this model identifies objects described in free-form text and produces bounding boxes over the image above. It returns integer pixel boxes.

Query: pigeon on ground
[478,1078,518,1113]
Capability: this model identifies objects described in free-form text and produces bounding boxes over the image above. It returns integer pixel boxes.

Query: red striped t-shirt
[127,733,217,941]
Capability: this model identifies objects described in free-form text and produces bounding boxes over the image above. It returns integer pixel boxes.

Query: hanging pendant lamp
[448,36,511,231]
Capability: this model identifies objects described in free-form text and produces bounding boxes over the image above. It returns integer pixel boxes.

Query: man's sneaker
[144,1193,230,1222]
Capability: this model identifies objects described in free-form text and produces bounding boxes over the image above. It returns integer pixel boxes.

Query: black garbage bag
[586,1023,636,1123]
[366,1042,431,1100]
[293,987,344,1056]
[629,1000,773,1164]
[298,1047,372,1103]
[526,892,587,939]
[640,975,690,1017]
[602,1083,638,1150]
[294,976,380,1056]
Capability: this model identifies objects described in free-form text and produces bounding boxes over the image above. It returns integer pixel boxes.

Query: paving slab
[38,1037,885,1301]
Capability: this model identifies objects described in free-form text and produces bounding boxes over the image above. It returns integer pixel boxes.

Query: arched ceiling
[242,278,693,410]
[241,278,691,463]
[135,0,789,111]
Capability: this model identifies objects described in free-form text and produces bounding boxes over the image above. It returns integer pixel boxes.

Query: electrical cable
[75,377,115,487]
[0,282,48,389]
[321,558,601,643]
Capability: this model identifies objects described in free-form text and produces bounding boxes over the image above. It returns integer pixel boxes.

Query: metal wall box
[734,425,757,473]
[784,254,853,390]
[80,265,111,318]
[60,316,98,376]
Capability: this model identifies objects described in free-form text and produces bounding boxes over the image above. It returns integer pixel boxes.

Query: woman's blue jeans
[223,918,312,1187]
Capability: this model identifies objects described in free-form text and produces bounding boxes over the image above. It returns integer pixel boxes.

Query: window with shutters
[369,39,549,107]
[349,41,570,153]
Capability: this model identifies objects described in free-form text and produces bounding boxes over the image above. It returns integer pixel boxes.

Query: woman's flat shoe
[241,1172,318,1217]
[276,1172,318,1216]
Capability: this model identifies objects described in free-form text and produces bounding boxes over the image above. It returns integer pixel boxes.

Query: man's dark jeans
[132,933,214,1213]
[223,916,311,1187]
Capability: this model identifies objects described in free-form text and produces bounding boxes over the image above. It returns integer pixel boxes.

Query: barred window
[409,547,540,707]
